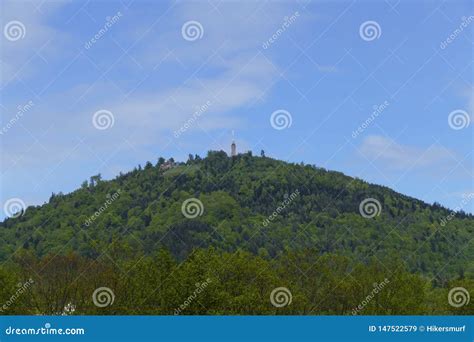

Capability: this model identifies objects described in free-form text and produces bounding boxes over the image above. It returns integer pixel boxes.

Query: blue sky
[1,0,473,219]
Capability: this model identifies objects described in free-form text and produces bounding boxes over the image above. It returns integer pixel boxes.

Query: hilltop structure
[159,159,176,171]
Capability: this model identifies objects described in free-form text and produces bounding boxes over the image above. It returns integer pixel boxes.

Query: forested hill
[1,151,473,282]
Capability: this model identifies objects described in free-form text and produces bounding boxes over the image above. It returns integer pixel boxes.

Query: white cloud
[0,1,288,168]
[461,85,474,115]
[443,191,474,199]
[358,135,456,170]
[95,53,278,139]
[0,1,69,87]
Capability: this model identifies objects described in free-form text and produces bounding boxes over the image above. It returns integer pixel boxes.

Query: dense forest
[0,151,473,314]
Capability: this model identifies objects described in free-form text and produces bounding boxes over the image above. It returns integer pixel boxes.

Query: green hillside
[0,151,472,315]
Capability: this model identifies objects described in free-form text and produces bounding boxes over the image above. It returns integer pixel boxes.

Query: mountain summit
[2,151,472,281]
[1,151,473,315]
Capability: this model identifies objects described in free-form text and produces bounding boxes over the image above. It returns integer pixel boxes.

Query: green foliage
[0,249,470,315]
[0,151,472,315]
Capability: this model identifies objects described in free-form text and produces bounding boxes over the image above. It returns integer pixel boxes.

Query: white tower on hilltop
[231,131,237,157]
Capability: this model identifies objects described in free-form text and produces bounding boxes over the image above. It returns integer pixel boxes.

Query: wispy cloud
[1,0,472,216]
[1,1,286,171]
[358,135,456,170]
[0,1,68,88]
[461,85,474,115]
